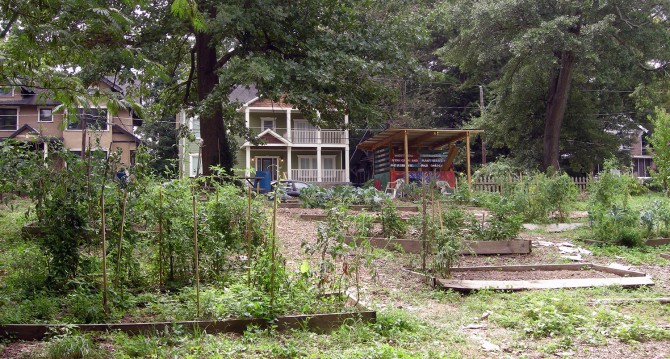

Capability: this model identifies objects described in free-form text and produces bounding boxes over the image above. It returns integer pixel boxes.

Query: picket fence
[471,176,590,193]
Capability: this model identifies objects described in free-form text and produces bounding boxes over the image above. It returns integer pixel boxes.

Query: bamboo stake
[421,177,427,272]
[158,186,164,289]
[437,198,444,231]
[246,186,252,285]
[115,189,128,288]
[192,183,200,317]
[99,144,113,314]
[270,187,278,309]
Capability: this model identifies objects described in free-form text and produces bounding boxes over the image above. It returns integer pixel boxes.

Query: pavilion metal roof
[356,128,483,151]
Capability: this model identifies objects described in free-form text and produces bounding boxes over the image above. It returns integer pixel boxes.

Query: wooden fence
[471,176,590,193]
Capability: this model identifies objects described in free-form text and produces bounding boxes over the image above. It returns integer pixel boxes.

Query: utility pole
[479,85,486,165]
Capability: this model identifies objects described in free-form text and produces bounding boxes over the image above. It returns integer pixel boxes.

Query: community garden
[0,143,669,358]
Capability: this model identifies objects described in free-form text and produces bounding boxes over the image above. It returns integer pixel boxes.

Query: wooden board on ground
[660,253,670,260]
[349,205,419,212]
[344,237,531,255]
[278,203,302,208]
[582,238,670,247]
[404,263,653,292]
[0,294,375,341]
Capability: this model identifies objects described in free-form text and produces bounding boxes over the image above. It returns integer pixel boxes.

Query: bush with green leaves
[380,199,407,238]
[640,199,670,239]
[467,198,523,241]
[588,159,645,246]
[299,185,389,209]
[649,107,670,194]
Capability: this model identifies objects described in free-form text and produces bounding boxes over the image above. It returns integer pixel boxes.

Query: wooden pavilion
[356,129,483,190]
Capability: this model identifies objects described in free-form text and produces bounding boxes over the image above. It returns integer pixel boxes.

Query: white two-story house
[179,87,350,184]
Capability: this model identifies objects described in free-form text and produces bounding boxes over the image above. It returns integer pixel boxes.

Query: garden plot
[406,263,654,292]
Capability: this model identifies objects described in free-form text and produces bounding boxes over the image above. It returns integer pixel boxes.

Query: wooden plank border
[581,238,670,247]
[404,264,653,292]
[0,295,375,341]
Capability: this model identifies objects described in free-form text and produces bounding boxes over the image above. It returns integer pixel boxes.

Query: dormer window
[261,117,275,131]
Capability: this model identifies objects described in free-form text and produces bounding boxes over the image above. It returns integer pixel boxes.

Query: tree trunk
[542,50,576,171]
[195,32,234,176]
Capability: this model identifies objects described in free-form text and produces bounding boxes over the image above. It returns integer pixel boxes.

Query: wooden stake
[421,177,427,272]
[158,186,163,289]
[270,188,279,309]
[99,143,113,314]
[246,186,252,285]
[115,189,128,288]
[466,132,471,190]
[192,183,200,317]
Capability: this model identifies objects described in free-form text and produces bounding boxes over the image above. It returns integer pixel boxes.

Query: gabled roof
[112,124,141,144]
[229,85,258,103]
[242,128,290,147]
[8,124,41,139]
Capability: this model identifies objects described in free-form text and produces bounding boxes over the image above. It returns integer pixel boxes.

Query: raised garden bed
[405,263,654,292]
[581,238,670,247]
[0,294,374,341]
[349,205,418,212]
[344,236,531,255]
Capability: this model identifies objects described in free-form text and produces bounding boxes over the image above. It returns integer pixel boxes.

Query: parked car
[268,180,311,200]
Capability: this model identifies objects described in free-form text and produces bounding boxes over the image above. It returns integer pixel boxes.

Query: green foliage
[46,331,103,359]
[437,0,670,172]
[467,198,523,241]
[65,288,106,324]
[1,241,49,297]
[300,185,390,209]
[380,200,407,238]
[588,159,646,246]
[649,108,670,194]
[640,199,670,239]
[510,172,579,223]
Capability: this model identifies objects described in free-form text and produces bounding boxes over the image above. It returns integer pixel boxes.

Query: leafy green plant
[46,331,103,359]
[380,199,407,238]
[467,199,523,241]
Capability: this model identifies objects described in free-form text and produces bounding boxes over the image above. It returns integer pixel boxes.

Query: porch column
[287,147,292,180]
[245,146,251,177]
[317,146,322,182]
[316,110,322,144]
[344,147,350,183]
[244,107,250,127]
[344,114,349,182]
[403,130,409,184]
[43,141,48,161]
[286,109,292,142]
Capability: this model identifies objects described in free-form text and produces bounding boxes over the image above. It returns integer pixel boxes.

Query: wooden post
[403,130,410,184]
[158,186,163,289]
[466,131,471,190]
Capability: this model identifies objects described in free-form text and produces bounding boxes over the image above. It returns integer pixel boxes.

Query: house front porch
[240,147,350,184]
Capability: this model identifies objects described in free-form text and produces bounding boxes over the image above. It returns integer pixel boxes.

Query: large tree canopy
[1,0,426,175]
[437,0,670,173]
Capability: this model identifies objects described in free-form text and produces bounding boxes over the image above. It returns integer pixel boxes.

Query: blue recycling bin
[256,171,272,193]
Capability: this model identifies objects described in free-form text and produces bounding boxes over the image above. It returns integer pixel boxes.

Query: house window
[298,155,336,169]
[67,108,108,131]
[38,108,53,122]
[189,117,201,139]
[0,108,18,131]
[189,154,202,177]
[261,118,275,131]
[0,87,13,96]
[130,150,137,167]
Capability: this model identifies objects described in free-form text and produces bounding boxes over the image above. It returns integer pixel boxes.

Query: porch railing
[291,169,347,182]
[247,127,346,145]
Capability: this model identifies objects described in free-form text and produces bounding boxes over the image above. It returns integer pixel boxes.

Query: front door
[256,157,278,181]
